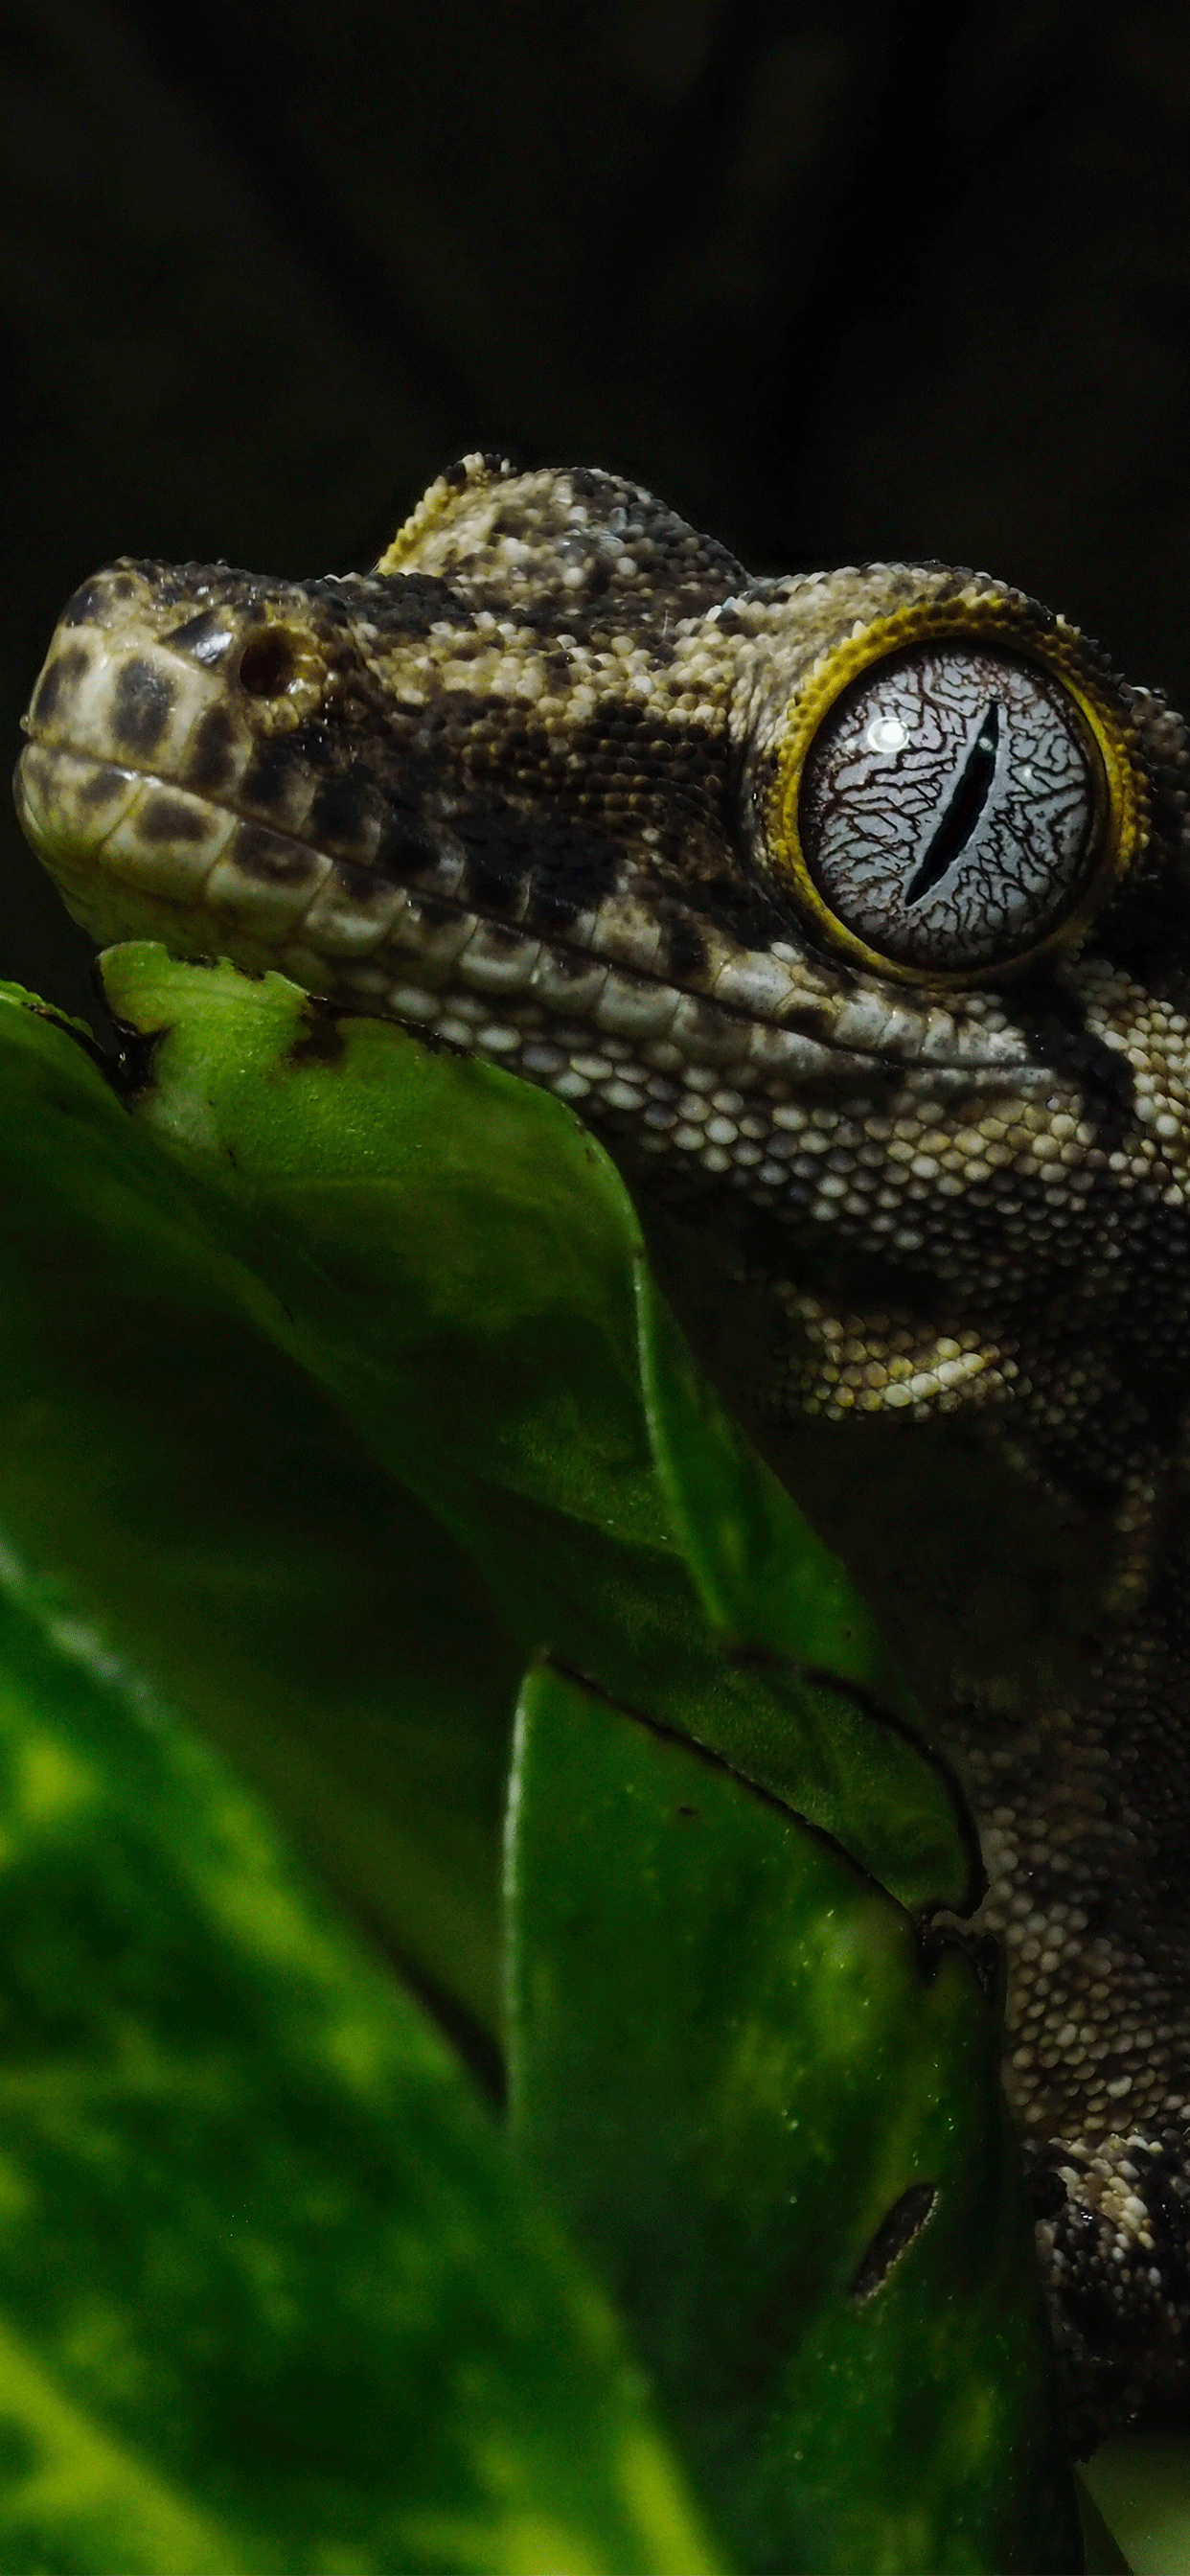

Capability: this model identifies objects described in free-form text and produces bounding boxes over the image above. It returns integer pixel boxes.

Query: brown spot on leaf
[848,2182,937,2303]
[285,1000,348,1070]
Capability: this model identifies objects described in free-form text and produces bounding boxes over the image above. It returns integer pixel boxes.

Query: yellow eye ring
[765,596,1150,988]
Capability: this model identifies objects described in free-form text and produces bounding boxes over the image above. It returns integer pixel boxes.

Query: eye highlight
[800,646,1099,974]
[767,601,1149,986]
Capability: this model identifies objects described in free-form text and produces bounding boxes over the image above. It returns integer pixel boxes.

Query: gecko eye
[766,608,1147,986]
[797,646,1101,974]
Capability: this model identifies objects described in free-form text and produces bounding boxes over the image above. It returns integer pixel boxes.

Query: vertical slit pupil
[905,699,1000,906]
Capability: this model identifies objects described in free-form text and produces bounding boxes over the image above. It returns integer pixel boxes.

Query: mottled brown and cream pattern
[14,457,1190,2449]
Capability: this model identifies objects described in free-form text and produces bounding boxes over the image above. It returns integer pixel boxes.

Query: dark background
[5,0,1190,1026]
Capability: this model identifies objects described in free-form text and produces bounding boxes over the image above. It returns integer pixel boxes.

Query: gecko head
[14,455,1179,1007]
[13,462,1190,1413]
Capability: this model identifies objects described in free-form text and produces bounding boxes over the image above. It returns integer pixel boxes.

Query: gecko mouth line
[17,730,1049,1093]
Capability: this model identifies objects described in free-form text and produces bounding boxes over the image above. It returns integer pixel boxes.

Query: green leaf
[0,1553,723,2575]
[1075,2473,1133,2573]
[505,1660,1083,2576]
[0,950,1078,2562]
[635,1267,981,1911]
[1082,2437,1190,2575]
[0,976,521,2037]
[96,943,974,1917]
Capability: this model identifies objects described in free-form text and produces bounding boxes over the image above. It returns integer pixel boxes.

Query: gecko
[13,454,1190,2449]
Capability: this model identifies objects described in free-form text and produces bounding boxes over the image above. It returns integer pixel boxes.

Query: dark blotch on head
[309,775,375,850]
[675,994,728,1048]
[375,813,443,881]
[31,645,91,732]
[284,717,340,775]
[464,852,529,916]
[77,764,130,812]
[62,576,126,628]
[459,806,621,927]
[411,893,459,931]
[663,914,709,984]
[240,740,309,816]
[1011,978,1135,1152]
[365,570,473,639]
[161,610,235,664]
[848,2181,937,2302]
[233,822,318,886]
[779,997,836,1043]
[532,883,584,932]
[185,705,240,794]
[538,950,597,986]
[138,793,209,845]
[111,656,174,759]
[332,858,381,903]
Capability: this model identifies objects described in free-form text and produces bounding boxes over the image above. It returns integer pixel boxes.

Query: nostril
[238,630,301,698]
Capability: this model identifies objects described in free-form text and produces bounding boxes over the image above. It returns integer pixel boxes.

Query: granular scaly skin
[14,456,1190,2446]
